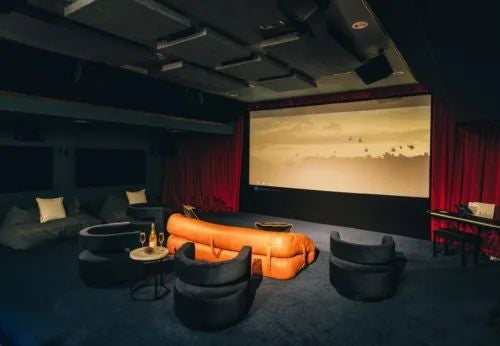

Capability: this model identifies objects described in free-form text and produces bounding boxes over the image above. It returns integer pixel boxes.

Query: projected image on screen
[250,95,431,198]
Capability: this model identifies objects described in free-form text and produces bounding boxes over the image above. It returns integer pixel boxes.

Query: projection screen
[249,95,431,198]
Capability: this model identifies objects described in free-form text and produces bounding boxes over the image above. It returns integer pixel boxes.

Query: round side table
[129,247,170,301]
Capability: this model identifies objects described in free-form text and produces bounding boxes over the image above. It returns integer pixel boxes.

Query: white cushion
[36,197,67,223]
[126,189,147,205]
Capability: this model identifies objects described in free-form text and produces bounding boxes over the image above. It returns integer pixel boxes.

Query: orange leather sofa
[166,213,316,280]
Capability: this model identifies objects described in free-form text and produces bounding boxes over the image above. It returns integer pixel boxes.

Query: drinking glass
[139,232,146,248]
[158,232,165,248]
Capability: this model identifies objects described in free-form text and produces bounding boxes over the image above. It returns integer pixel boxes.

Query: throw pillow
[126,189,147,205]
[255,222,293,232]
[36,197,67,223]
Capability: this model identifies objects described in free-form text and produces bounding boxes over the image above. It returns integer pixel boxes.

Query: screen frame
[248,94,432,198]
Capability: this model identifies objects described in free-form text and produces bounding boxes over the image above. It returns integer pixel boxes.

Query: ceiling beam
[0,92,234,135]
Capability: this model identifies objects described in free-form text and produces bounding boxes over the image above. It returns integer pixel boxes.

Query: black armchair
[329,231,398,301]
[78,222,149,286]
[174,242,252,329]
[126,203,174,235]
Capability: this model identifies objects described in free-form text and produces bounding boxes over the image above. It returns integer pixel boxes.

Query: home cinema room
[1,0,500,345]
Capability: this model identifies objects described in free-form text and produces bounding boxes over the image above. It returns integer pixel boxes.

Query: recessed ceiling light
[352,21,369,30]
[227,93,238,97]
[392,71,405,76]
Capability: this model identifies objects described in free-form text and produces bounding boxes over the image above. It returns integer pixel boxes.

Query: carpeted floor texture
[1,212,499,346]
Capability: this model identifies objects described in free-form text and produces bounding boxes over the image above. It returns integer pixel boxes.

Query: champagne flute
[158,232,165,249]
[139,232,146,248]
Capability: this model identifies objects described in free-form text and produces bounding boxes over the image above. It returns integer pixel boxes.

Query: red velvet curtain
[162,116,243,212]
[430,97,500,256]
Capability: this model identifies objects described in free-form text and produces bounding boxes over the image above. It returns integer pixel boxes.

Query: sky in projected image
[250,95,431,198]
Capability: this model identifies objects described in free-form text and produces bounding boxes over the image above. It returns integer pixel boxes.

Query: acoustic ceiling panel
[262,32,359,79]
[256,74,316,92]
[157,61,248,93]
[157,28,250,67]
[65,0,191,47]
[0,12,152,66]
[158,0,286,45]
[215,56,289,81]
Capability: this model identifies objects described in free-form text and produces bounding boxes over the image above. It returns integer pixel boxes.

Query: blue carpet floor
[1,212,499,346]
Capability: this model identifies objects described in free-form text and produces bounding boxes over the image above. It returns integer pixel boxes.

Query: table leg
[130,258,170,301]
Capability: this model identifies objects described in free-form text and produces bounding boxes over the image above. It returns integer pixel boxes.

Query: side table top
[130,247,169,261]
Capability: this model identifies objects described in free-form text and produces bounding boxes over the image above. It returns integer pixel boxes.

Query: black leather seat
[173,242,252,329]
[329,231,398,301]
[78,222,149,286]
[126,203,174,234]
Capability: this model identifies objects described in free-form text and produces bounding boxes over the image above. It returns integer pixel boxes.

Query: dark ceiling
[367,0,500,123]
[0,0,416,103]
[1,0,498,124]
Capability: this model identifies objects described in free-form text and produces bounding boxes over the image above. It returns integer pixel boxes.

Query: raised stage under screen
[249,95,431,198]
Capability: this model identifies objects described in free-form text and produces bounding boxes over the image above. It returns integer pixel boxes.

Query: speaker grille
[355,54,393,85]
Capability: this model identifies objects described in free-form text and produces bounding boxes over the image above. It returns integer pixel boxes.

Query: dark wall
[241,187,430,239]
[0,40,246,221]
[240,114,431,240]
[0,114,166,219]
[0,40,244,123]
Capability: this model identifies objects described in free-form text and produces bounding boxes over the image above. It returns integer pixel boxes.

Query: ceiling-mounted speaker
[0,0,26,13]
[355,53,393,85]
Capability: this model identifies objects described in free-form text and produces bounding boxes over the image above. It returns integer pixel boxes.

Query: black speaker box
[355,54,393,85]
